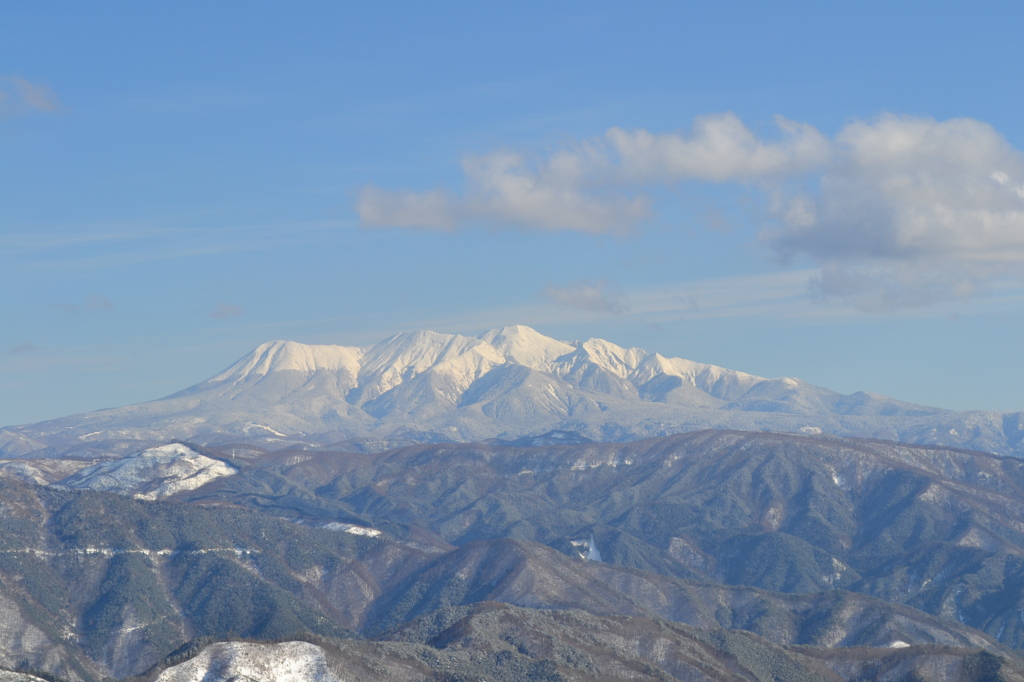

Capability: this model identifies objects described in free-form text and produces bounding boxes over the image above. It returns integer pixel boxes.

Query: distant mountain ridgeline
[3,325,1024,459]
[4,326,1024,680]
[4,431,1024,679]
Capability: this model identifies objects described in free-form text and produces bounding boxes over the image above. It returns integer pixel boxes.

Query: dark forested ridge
[3,430,1024,680]
[208,430,1024,648]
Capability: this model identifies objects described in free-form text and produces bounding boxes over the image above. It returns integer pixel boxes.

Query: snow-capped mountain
[3,325,1023,457]
[54,443,237,500]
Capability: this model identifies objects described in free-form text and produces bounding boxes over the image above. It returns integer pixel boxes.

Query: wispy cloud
[412,270,855,337]
[542,279,628,313]
[359,112,1024,311]
[625,270,839,323]
[1,220,341,275]
[84,294,114,311]
[0,76,60,117]
[7,343,40,356]
[209,303,244,319]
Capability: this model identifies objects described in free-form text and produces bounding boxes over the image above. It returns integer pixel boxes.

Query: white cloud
[359,150,648,233]
[606,113,831,182]
[358,112,822,233]
[0,76,59,117]
[767,115,1024,310]
[542,280,627,313]
[358,111,1024,311]
[460,151,649,232]
[358,185,454,230]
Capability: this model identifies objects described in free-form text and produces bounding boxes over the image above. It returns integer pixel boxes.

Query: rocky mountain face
[3,325,1024,458]
[2,431,1024,680]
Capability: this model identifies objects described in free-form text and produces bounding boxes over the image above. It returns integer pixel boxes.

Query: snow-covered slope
[154,641,337,682]
[54,443,237,499]
[3,325,1023,457]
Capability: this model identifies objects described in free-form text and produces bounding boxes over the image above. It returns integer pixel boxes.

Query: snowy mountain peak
[350,330,506,404]
[7,324,1015,459]
[577,337,648,378]
[361,330,499,376]
[211,339,363,382]
[478,325,575,367]
[54,443,237,500]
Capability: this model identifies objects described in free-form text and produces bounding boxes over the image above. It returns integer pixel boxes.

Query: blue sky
[3,1,1024,425]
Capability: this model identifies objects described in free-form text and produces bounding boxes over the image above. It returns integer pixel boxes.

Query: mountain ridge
[9,429,1024,678]
[3,325,1021,458]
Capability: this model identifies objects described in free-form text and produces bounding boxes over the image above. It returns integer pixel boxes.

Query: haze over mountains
[3,325,1023,458]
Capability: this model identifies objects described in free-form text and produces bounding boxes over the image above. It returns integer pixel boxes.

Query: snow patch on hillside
[154,641,338,682]
[322,522,382,537]
[54,443,237,500]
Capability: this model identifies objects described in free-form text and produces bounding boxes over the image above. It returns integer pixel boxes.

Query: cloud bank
[768,115,1024,310]
[359,112,1024,311]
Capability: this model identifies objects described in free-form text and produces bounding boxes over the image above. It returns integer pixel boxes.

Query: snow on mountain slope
[350,330,505,405]
[479,323,575,367]
[154,641,337,682]
[209,339,364,382]
[54,443,237,499]
[0,458,93,485]
[3,325,1022,457]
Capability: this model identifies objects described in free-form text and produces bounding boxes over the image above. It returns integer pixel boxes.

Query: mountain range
[5,326,1024,679]
[3,325,1023,458]
[5,432,1024,680]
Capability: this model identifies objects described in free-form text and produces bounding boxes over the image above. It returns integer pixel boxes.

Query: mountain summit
[3,325,1022,457]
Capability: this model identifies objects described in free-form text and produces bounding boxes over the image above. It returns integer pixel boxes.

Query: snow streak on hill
[3,325,1023,457]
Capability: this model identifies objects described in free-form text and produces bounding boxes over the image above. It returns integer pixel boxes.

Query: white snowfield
[2,324,1021,457]
[154,641,337,682]
[54,443,237,500]
[321,522,383,537]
